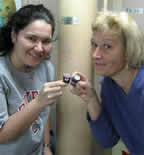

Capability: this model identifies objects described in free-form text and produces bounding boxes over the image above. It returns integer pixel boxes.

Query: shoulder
[133,65,144,88]
[0,56,11,91]
[0,56,9,74]
[42,59,54,73]
[45,59,54,70]
[0,55,7,64]
[40,59,55,81]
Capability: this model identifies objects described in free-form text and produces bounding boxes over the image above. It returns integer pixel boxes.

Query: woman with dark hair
[0,4,65,155]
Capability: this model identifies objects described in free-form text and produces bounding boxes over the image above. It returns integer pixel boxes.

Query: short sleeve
[0,81,8,128]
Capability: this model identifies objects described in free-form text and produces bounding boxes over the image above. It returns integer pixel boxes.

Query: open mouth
[95,62,106,66]
[29,52,42,59]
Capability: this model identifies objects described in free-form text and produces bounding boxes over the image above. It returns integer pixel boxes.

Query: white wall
[123,0,144,31]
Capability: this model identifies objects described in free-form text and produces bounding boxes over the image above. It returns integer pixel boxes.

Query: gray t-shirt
[0,55,55,155]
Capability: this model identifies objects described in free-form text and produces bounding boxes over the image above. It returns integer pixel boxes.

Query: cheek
[118,51,126,65]
[106,50,125,68]
[45,45,52,53]
[24,41,35,49]
[18,39,33,51]
[111,55,126,71]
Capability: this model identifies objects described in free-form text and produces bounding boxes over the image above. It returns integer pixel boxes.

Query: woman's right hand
[71,72,101,120]
[71,72,96,104]
[36,80,67,107]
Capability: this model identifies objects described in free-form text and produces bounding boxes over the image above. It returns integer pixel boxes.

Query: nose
[91,46,102,59]
[34,41,43,52]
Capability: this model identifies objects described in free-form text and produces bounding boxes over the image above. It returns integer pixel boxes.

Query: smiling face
[91,31,126,77]
[10,20,53,72]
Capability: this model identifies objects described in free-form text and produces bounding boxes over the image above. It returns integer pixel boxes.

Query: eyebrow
[91,39,114,43]
[25,33,52,39]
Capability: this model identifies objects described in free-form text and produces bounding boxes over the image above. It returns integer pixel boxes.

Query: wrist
[87,88,97,104]
[43,145,52,154]
[34,97,45,109]
[43,143,51,148]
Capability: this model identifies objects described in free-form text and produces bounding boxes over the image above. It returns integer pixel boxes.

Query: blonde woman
[71,11,144,155]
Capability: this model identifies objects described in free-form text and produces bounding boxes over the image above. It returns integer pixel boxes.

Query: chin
[95,72,105,76]
[29,60,41,66]
[95,70,111,77]
[95,69,104,75]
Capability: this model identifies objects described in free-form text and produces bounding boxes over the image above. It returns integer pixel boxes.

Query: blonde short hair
[92,11,144,68]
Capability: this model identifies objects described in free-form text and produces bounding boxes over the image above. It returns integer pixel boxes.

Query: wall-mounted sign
[61,16,79,25]
[123,8,144,14]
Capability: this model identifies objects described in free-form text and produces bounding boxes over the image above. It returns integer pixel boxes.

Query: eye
[91,40,97,48]
[26,36,37,42]
[103,44,112,49]
[42,38,53,44]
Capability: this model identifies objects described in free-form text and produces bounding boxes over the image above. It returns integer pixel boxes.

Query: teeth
[30,52,40,58]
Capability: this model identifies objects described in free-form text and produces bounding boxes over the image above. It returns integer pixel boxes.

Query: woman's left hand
[43,146,53,155]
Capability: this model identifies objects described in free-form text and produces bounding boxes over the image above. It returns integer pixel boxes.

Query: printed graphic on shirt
[17,90,42,134]
[122,151,130,155]
[31,118,42,134]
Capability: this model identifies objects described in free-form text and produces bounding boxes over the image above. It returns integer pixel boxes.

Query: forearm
[88,110,120,148]
[87,89,102,120]
[0,98,45,144]
[87,90,119,147]
[43,117,53,155]
[44,117,51,145]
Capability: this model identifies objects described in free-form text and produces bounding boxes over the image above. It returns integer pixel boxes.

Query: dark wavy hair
[0,4,55,56]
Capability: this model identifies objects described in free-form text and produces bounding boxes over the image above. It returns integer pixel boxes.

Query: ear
[11,30,17,43]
